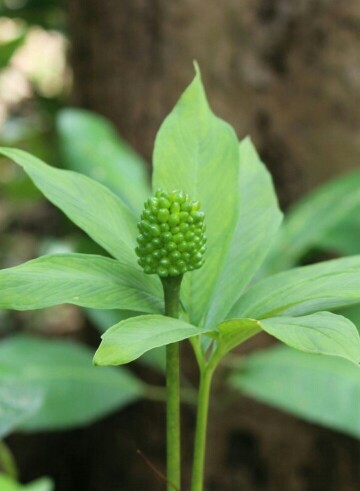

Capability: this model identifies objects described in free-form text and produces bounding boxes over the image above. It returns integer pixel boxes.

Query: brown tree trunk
[62,0,360,489]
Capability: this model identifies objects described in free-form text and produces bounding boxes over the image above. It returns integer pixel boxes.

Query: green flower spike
[136,189,207,277]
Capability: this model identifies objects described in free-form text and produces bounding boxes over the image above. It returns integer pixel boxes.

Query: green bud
[135,189,207,277]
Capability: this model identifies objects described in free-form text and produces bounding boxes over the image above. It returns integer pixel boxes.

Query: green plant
[57,91,360,439]
[1,66,360,490]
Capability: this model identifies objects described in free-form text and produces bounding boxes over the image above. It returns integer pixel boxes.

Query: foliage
[231,345,360,438]
[0,66,360,488]
[1,71,359,367]
[0,335,142,431]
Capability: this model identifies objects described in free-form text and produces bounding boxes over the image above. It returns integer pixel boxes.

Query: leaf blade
[57,109,150,212]
[94,314,212,366]
[0,147,138,264]
[260,312,360,364]
[230,345,360,438]
[205,138,283,327]
[230,256,360,319]
[0,335,143,431]
[152,68,240,325]
[264,168,360,273]
[0,253,163,313]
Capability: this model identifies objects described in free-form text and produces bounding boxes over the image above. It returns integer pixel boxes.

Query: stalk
[161,275,183,491]
[190,366,214,491]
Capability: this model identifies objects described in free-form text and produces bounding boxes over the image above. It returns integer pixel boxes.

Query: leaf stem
[190,365,214,491]
[161,275,183,491]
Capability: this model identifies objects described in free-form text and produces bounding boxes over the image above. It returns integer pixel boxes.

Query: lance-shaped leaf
[57,109,150,212]
[230,345,360,438]
[0,253,163,313]
[205,138,282,328]
[264,168,360,273]
[87,309,166,371]
[94,314,212,366]
[152,67,240,326]
[230,256,360,319]
[0,335,143,431]
[260,312,360,364]
[0,147,138,265]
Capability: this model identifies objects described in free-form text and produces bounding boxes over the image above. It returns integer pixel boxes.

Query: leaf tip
[193,60,201,78]
[92,351,101,366]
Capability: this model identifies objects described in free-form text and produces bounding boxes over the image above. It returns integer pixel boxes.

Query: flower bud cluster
[136,189,206,277]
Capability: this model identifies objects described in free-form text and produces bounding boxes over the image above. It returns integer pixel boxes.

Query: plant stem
[190,366,214,491]
[161,275,183,491]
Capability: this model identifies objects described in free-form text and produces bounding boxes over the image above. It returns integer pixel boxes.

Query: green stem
[190,366,214,491]
[161,275,183,491]
[144,384,197,405]
[0,441,19,480]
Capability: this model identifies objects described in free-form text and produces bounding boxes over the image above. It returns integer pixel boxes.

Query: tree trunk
[54,0,360,489]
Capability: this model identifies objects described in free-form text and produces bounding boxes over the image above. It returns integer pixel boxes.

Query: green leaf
[86,309,166,371]
[57,109,150,212]
[260,312,360,364]
[0,379,42,438]
[230,345,360,438]
[152,67,240,325]
[94,314,211,366]
[337,305,360,333]
[205,138,282,327]
[0,148,138,265]
[0,253,163,313]
[265,169,360,273]
[0,475,53,491]
[215,319,261,358]
[230,256,360,319]
[86,308,142,333]
[0,335,143,431]
[317,216,360,256]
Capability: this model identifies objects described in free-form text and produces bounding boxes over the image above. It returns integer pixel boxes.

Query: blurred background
[0,1,360,490]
